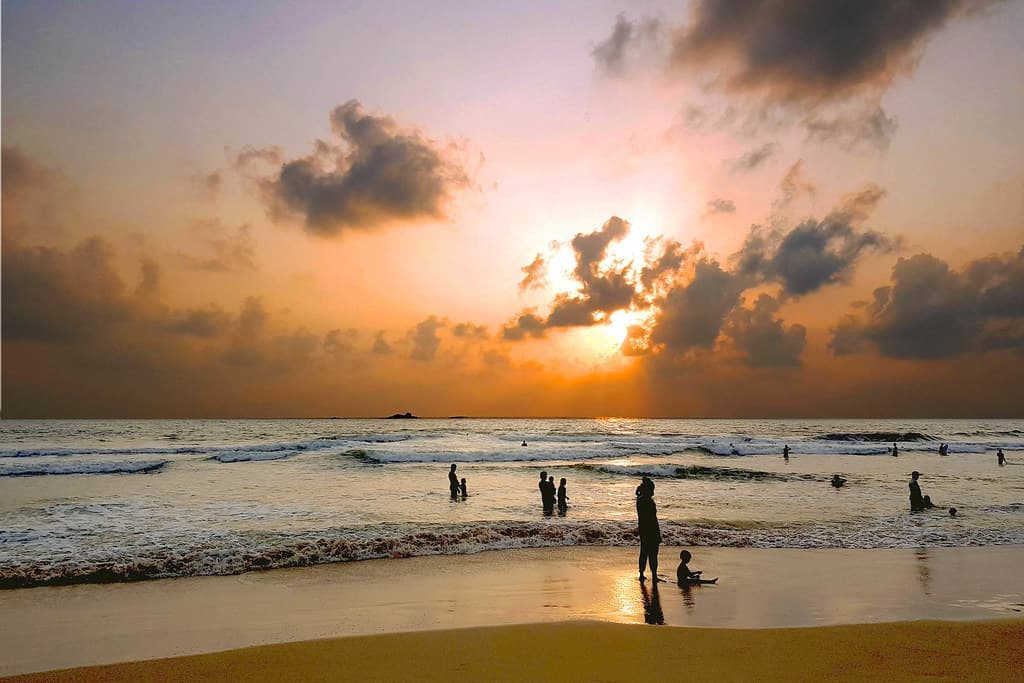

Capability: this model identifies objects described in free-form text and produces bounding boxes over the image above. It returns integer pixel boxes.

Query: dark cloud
[706,198,737,214]
[453,322,488,339]
[734,184,894,296]
[2,146,54,199]
[730,142,777,172]
[829,247,1024,359]
[775,160,817,210]
[592,13,664,76]
[649,259,745,353]
[639,238,690,294]
[503,217,637,338]
[803,106,898,153]
[324,328,359,357]
[725,294,807,367]
[371,331,393,354]
[160,307,233,338]
[669,0,994,107]
[231,145,284,170]
[408,316,444,361]
[501,311,547,341]
[258,101,472,235]
[518,253,547,292]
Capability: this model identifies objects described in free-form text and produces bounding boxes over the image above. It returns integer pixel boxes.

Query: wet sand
[1,546,1023,677]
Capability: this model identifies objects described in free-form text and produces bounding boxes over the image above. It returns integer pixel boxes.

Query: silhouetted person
[541,474,556,513]
[922,495,936,509]
[522,440,528,447]
[909,471,924,511]
[449,464,459,499]
[997,449,1006,466]
[892,442,899,457]
[939,443,948,456]
[538,470,548,509]
[831,474,846,488]
[557,477,568,512]
[636,477,662,582]
[783,444,790,460]
[949,507,958,517]
[640,581,664,625]
[460,477,468,498]
[676,550,700,584]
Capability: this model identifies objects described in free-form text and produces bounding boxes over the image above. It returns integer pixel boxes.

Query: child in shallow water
[459,478,468,498]
[557,478,568,511]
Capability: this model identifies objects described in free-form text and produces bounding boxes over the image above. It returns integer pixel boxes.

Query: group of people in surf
[537,471,569,513]
[448,463,468,499]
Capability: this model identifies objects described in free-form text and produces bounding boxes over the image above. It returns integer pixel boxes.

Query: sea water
[1,418,1022,588]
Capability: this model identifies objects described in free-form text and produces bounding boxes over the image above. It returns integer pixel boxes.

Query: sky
[3,0,1024,418]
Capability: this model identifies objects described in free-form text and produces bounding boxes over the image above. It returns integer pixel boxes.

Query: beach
[2,546,1022,679]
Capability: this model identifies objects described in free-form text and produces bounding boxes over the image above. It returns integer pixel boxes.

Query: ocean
[1,418,1022,589]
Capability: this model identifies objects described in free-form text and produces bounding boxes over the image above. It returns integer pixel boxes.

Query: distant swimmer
[449,464,460,499]
[892,442,899,457]
[730,443,740,455]
[997,449,1006,466]
[949,507,958,517]
[938,443,948,456]
[522,440,528,447]
[783,445,790,460]
[676,549,717,585]
[831,474,847,488]
[909,471,924,511]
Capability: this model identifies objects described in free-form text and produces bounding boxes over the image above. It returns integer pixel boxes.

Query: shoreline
[2,545,1022,676]
[5,620,1023,682]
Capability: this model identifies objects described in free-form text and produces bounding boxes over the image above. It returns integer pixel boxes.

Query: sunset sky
[3,0,1023,417]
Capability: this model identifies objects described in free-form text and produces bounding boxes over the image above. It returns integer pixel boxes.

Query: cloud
[408,316,445,361]
[452,322,488,339]
[724,294,807,367]
[592,13,664,76]
[371,331,393,354]
[324,328,359,357]
[829,247,1024,359]
[503,217,637,338]
[2,146,54,199]
[730,142,777,172]
[734,184,895,296]
[803,106,898,153]
[258,101,472,235]
[706,198,737,214]
[518,253,547,291]
[648,258,745,353]
[192,170,223,200]
[669,0,995,107]
[177,220,257,272]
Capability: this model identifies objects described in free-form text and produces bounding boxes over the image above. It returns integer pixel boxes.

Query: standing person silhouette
[636,477,662,582]
[892,442,899,457]
[997,449,1007,466]
[448,464,460,499]
[783,445,790,461]
[538,471,548,508]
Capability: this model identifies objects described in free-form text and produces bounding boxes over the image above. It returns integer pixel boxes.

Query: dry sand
[6,620,1023,683]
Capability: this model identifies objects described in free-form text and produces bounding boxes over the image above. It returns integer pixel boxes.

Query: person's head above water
[949,507,958,516]
[679,550,691,562]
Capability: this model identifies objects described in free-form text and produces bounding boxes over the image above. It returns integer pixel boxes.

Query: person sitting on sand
[676,550,701,584]
[557,477,568,512]
[997,449,1006,466]
[636,477,662,582]
[449,464,460,499]
[460,477,468,498]
[909,471,924,511]
[831,474,846,488]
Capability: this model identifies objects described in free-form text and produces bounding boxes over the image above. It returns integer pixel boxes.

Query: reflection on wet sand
[915,547,932,597]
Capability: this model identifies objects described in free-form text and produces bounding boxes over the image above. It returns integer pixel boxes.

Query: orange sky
[3,1,1023,417]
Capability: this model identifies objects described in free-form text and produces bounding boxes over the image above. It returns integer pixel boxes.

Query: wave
[211,452,291,463]
[575,463,807,482]
[4,516,1023,589]
[818,432,939,442]
[0,460,168,477]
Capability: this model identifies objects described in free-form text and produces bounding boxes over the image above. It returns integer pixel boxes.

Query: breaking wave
[0,460,168,477]
[575,463,811,482]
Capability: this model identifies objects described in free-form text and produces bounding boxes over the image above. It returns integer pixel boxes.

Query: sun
[586,309,647,356]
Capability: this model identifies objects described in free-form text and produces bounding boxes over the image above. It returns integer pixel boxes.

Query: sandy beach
[2,545,1022,679]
